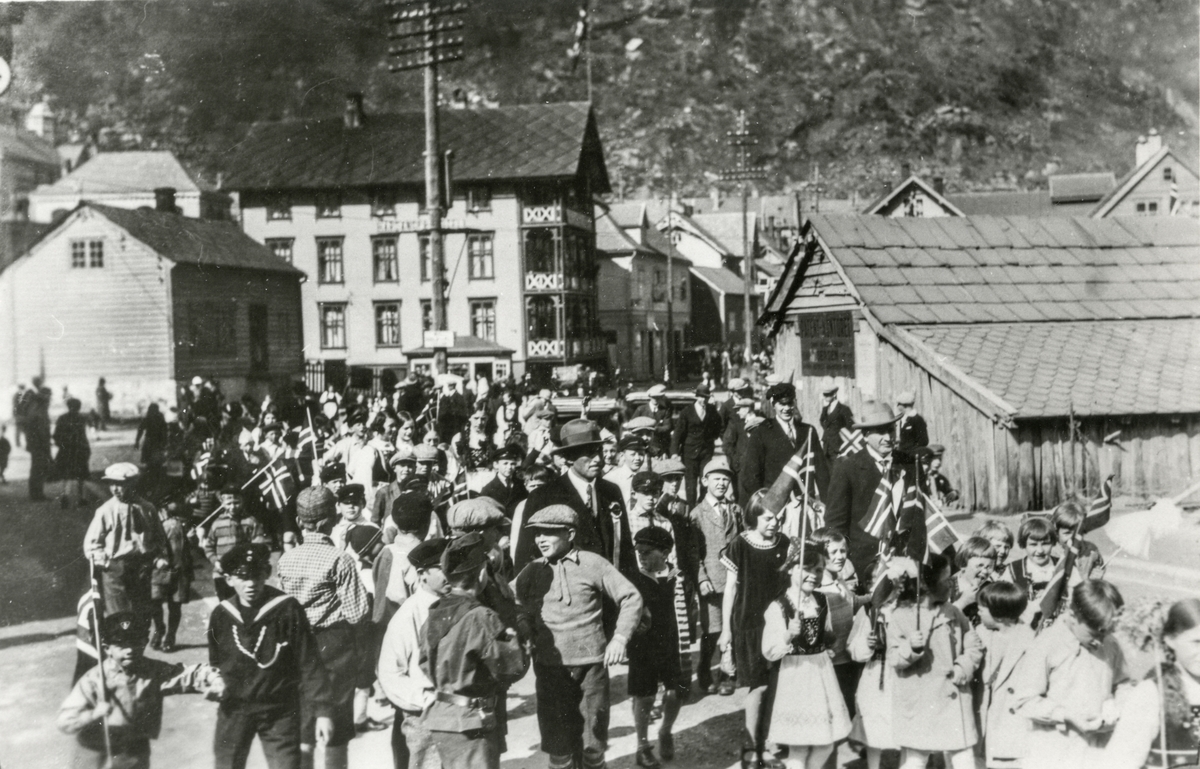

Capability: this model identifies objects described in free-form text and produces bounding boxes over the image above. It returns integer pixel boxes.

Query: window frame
[1164,167,1174,182]
[316,236,345,285]
[70,240,87,269]
[467,233,495,280]
[266,194,291,221]
[469,299,498,342]
[466,185,491,212]
[419,234,431,282]
[318,302,348,350]
[420,299,433,332]
[87,240,104,268]
[370,190,396,218]
[374,301,402,348]
[372,235,400,283]
[265,238,294,264]
[315,192,342,220]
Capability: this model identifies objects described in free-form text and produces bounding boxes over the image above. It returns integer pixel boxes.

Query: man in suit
[479,444,527,513]
[823,400,901,580]
[717,377,754,431]
[672,384,724,508]
[893,390,929,468]
[631,384,674,457]
[720,396,757,488]
[738,382,829,506]
[817,377,855,460]
[512,419,635,576]
[688,457,741,695]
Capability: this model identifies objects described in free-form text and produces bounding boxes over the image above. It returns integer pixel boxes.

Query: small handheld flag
[838,428,863,457]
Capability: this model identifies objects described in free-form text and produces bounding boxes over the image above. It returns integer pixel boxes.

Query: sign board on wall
[424,330,455,348]
[798,311,855,378]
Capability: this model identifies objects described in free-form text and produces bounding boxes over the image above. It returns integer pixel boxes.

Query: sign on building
[798,311,855,378]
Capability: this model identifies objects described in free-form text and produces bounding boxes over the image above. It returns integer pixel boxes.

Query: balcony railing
[522,203,593,231]
[525,272,565,291]
[526,336,606,360]
[527,338,565,358]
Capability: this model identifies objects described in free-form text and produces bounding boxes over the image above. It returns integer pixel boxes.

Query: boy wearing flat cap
[421,534,528,769]
[59,611,222,769]
[84,463,169,617]
[207,543,335,769]
[277,487,370,769]
[378,538,450,769]
[514,505,644,769]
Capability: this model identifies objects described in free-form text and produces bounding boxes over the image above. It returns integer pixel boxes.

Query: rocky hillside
[10,0,1198,199]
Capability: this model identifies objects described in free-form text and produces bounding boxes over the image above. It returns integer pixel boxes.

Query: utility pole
[719,111,768,371]
[665,189,676,384]
[388,0,465,375]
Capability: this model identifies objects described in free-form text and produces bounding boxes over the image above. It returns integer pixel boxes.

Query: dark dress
[720,531,790,688]
[54,411,91,480]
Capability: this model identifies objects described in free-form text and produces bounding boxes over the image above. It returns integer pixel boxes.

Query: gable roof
[0,123,59,167]
[35,151,211,195]
[0,221,53,277]
[771,214,1200,325]
[1092,145,1198,217]
[947,190,1053,217]
[692,265,747,295]
[1048,172,1115,204]
[222,102,609,193]
[862,175,965,217]
[595,206,657,256]
[904,319,1200,417]
[690,211,758,257]
[75,204,302,275]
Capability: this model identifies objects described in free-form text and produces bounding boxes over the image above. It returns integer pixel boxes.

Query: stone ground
[0,425,1197,768]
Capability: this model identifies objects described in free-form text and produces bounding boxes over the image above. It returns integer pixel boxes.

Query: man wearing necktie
[83,463,168,618]
[738,382,829,507]
[671,384,723,509]
[512,420,634,576]
[688,457,742,696]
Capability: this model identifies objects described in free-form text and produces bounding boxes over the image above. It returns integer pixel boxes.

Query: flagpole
[797,432,811,572]
[306,407,320,486]
[912,464,922,631]
[584,1,593,104]
[88,563,115,767]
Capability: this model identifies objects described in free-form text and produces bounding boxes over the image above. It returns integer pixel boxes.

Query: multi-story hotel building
[224,96,611,388]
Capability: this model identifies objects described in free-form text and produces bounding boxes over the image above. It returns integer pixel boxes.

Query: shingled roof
[86,204,302,275]
[904,320,1200,417]
[782,214,1200,325]
[222,102,609,193]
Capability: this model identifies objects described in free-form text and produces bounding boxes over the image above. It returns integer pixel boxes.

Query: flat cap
[219,482,242,496]
[617,434,645,452]
[896,391,916,406]
[441,532,489,576]
[624,416,656,433]
[655,456,686,477]
[337,483,366,506]
[526,504,579,529]
[102,612,150,648]
[103,462,140,483]
[736,396,756,408]
[219,542,272,579]
[448,497,509,532]
[703,456,735,478]
[634,526,674,553]
[631,470,663,495]
[647,384,668,399]
[391,491,433,532]
[413,444,440,463]
[389,445,417,467]
[727,377,750,393]
[296,486,337,525]
[408,538,450,570]
[319,461,346,483]
[916,444,946,458]
[694,383,712,397]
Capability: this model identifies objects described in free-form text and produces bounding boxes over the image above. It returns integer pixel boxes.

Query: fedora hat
[853,401,899,430]
[553,419,605,455]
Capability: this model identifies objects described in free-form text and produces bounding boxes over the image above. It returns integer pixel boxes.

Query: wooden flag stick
[89,563,115,768]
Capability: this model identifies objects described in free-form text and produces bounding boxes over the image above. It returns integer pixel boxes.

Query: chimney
[154,187,177,214]
[344,92,365,129]
[932,176,945,196]
[900,161,911,180]
[1136,128,1162,167]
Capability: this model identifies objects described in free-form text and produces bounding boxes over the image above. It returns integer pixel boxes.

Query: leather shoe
[718,678,735,696]
[659,732,675,761]
[636,744,661,769]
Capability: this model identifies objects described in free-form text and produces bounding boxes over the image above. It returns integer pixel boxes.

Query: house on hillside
[0,123,60,221]
[223,96,611,388]
[595,204,691,380]
[1092,130,1200,218]
[0,195,304,416]
[28,151,230,223]
[864,174,964,218]
[762,214,1200,512]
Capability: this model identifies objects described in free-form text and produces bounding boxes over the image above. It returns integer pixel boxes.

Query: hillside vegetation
[10,0,1197,198]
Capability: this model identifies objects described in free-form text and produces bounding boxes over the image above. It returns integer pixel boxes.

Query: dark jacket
[738,418,829,505]
[818,401,855,459]
[824,449,889,579]
[721,411,750,475]
[671,403,722,465]
[479,475,527,513]
[894,413,929,465]
[512,473,635,576]
[631,404,674,456]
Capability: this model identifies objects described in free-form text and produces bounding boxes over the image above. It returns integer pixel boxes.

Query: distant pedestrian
[26,385,52,501]
[95,378,113,431]
[55,397,92,508]
[135,403,168,473]
[150,501,193,654]
[0,424,9,483]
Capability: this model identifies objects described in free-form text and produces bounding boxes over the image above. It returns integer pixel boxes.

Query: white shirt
[567,468,596,511]
[377,587,438,712]
[777,417,795,443]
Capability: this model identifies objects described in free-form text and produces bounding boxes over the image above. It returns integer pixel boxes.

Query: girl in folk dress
[888,552,984,769]
[720,490,791,769]
[763,546,852,769]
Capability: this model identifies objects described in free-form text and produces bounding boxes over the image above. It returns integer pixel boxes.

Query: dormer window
[466,185,491,212]
[266,195,291,221]
[316,192,341,219]
[370,191,396,218]
[1164,167,1174,182]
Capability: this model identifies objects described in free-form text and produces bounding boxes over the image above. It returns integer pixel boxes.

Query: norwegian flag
[922,492,963,557]
[257,462,296,511]
[414,396,437,435]
[863,475,898,541]
[781,434,816,486]
[298,425,324,458]
[1079,474,1115,535]
[838,428,864,458]
[190,442,213,481]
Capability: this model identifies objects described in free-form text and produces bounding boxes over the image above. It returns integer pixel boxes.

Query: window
[1136,201,1159,215]
[468,234,494,280]
[421,300,433,332]
[315,192,341,219]
[373,236,398,282]
[70,240,87,268]
[317,237,344,284]
[266,195,291,220]
[1164,167,1174,182]
[266,238,294,264]
[375,302,401,347]
[419,235,431,282]
[524,228,558,273]
[319,304,347,349]
[470,300,496,341]
[526,295,560,339]
[89,241,104,268]
[466,185,491,211]
[370,191,395,218]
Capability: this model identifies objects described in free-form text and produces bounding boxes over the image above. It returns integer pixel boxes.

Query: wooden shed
[0,201,304,416]
[762,214,1200,512]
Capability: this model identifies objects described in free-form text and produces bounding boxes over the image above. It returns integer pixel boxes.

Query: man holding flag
[739,382,828,506]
